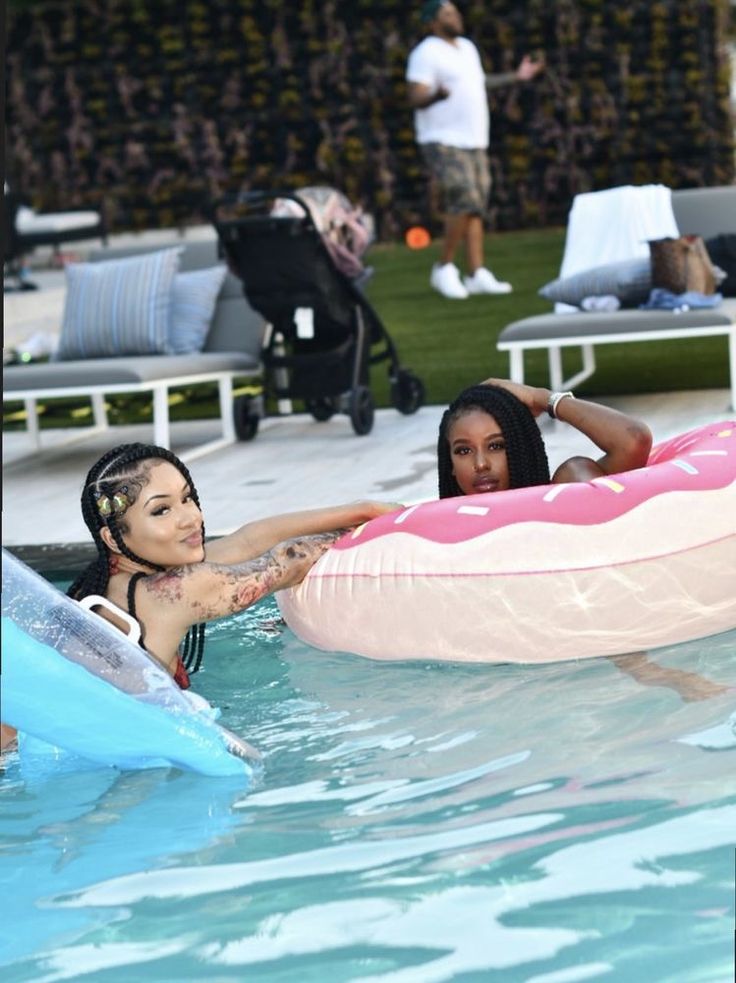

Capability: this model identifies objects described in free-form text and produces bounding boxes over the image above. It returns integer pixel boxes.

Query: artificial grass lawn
[365,227,730,406]
[3,226,730,431]
[366,226,564,407]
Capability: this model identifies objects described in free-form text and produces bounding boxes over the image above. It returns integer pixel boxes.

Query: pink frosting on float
[333,423,736,549]
[279,422,736,663]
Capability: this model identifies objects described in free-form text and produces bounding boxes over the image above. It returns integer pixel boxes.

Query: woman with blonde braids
[68,442,400,690]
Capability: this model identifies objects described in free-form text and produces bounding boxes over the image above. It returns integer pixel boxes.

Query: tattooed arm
[205,501,401,565]
[142,531,342,631]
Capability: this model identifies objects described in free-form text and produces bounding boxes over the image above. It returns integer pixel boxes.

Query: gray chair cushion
[203,296,265,359]
[499,305,735,343]
[4,352,260,390]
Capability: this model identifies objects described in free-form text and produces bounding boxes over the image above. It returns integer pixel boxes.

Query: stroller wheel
[306,397,336,422]
[349,386,375,436]
[233,395,260,441]
[391,370,426,415]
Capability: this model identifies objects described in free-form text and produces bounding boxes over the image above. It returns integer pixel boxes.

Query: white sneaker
[430,262,469,299]
[464,267,512,295]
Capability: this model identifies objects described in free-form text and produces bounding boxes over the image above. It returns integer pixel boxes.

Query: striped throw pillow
[168,266,228,354]
[57,247,182,359]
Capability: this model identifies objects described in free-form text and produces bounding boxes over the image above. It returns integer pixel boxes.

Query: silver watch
[547,391,575,419]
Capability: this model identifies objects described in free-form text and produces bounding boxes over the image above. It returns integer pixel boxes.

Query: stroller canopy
[271,186,374,281]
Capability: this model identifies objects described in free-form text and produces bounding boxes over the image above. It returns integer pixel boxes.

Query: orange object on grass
[405,226,431,249]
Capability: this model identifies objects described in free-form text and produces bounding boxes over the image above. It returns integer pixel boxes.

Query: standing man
[407,0,543,299]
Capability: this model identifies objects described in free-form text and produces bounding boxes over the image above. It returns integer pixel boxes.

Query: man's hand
[515,54,545,82]
[408,81,450,109]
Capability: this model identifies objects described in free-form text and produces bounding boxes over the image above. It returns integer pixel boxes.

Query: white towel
[556,184,680,312]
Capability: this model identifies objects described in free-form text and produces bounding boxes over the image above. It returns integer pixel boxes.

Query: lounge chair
[3,240,265,462]
[497,185,736,409]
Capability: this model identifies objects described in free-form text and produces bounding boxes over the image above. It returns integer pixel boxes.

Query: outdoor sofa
[3,240,264,462]
[497,185,736,409]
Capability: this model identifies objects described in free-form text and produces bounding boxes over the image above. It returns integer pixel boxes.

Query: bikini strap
[126,571,202,675]
[127,572,147,649]
[124,573,205,676]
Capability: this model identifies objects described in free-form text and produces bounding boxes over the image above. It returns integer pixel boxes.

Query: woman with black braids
[68,442,400,691]
[434,380,731,702]
[438,377,652,498]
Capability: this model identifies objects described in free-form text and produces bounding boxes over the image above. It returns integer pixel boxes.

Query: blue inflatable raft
[1,548,258,779]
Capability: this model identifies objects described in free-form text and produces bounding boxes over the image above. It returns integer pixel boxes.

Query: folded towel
[640,288,723,311]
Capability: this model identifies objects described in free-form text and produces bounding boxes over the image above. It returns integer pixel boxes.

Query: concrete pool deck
[3,387,733,553]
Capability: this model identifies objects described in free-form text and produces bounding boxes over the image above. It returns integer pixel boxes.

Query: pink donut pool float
[279,422,736,663]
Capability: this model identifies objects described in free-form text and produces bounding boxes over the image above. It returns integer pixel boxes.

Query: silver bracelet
[547,390,575,419]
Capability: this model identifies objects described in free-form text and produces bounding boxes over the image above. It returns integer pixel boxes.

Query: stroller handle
[210,190,318,232]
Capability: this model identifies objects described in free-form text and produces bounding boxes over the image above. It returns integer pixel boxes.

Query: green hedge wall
[6,0,734,237]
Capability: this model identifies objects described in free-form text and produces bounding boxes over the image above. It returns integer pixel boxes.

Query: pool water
[1,595,735,983]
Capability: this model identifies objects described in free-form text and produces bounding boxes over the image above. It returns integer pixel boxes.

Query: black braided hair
[437,384,551,498]
[67,443,206,673]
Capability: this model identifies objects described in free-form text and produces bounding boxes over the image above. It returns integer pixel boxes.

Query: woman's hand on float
[355,500,405,520]
[480,377,550,417]
[270,531,343,589]
[220,725,263,762]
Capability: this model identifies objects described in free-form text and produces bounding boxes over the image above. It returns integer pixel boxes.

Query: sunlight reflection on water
[1,596,734,983]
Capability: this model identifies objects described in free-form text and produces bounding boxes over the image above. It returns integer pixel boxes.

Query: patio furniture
[4,188,107,289]
[3,240,265,462]
[497,185,736,409]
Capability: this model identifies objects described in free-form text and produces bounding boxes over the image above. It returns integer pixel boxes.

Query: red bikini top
[173,655,191,690]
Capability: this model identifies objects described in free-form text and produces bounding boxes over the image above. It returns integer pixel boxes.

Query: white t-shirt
[406,36,489,149]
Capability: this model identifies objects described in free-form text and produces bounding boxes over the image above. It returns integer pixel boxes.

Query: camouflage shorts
[420,143,491,216]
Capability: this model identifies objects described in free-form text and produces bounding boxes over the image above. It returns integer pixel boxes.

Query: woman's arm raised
[204,501,401,566]
[480,378,652,481]
[551,393,652,481]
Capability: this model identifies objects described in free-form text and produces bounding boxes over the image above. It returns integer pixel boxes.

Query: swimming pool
[1,589,734,982]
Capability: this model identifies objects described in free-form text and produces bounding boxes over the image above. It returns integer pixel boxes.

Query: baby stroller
[212,188,425,437]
